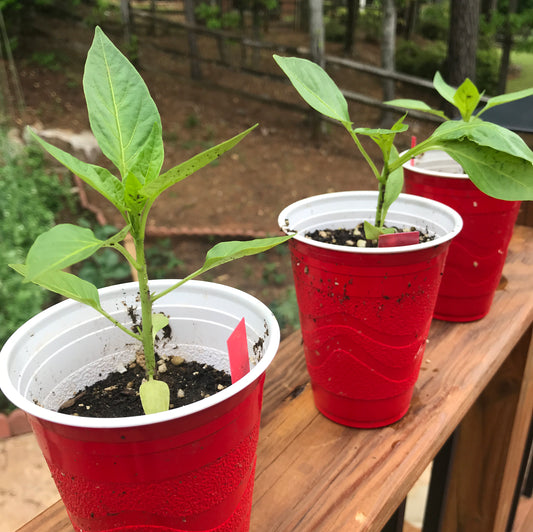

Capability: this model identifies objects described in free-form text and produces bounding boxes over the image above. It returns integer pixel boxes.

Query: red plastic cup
[0,280,280,531]
[403,151,520,322]
[27,379,263,532]
[279,192,462,428]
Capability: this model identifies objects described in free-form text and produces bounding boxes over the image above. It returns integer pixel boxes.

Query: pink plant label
[378,231,420,248]
[227,318,250,383]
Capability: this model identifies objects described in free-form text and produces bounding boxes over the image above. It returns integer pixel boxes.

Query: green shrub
[269,287,299,334]
[396,39,499,94]
[325,16,345,43]
[418,2,449,41]
[475,47,500,95]
[195,2,241,30]
[396,39,446,79]
[0,130,71,348]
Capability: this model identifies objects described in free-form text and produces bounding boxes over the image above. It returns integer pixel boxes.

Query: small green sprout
[11,27,291,415]
[273,55,533,238]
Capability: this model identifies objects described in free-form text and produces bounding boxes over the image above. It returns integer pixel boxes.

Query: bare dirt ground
[9,8,440,335]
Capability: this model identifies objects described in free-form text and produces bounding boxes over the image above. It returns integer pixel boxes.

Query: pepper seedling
[11,27,291,415]
[273,55,533,239]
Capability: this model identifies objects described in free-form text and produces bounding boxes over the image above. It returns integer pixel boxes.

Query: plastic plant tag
[227,318,250,383]
[378,231,420,247]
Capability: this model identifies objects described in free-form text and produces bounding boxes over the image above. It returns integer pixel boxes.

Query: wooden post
[441,326,533,532]
[184,0,202,80]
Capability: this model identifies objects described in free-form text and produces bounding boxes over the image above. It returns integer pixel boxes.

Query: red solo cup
[403,151,521,322]
[0,280,280,531]
[279,192,462,428]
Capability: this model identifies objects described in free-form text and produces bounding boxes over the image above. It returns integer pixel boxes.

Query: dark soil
[59,356,231,418]
[306,223,435,247]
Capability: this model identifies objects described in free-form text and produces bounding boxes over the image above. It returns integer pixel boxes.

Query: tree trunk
[309,0,325,139]
[481,0,498,21]
[446,0,480,87]
[309,0,325,68]
[120,0,138,64]
[184,0,202,80]
[403,0,419,41]
[344,1,360,57]
[297,0,310,33]
[380,0,396,126]
[120,0,131,40]
[0,8,25,118]
[252,1,261,65]
[497,0,518,94]
[149,0,156,35]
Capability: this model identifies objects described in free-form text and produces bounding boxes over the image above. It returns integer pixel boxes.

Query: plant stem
[388,139,446,174]
[137,257,155,377]
[347,127,380,180]
[152,275,194,303]
[112,242,141,270]
[96,307,142,341]
[375,168,389,228]
[131,199,157,378]
[374,138,448,228]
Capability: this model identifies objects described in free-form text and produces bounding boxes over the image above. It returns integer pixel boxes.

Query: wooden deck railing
[17,225,533,532]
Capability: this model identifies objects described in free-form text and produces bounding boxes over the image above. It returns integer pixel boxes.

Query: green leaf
[130,121,165,185]
[152,313,169,342]
[363,221,395,240]
[382,148,404,220]
[273,55,351,125]
[432,119,533,164]
[10,264,102,310]
[433,71,456,107]
[105,225,131,246]
[25,224,107,281]
[140,378,170,415]
[29,129,126,211]
[84,26,163,178]
[385,99,448,120]
[453,78,480,121]
[198,235,293,274]
[353,123,408,139]
[478,87,533,117]
[355,116,408,162]
[140,125,257,198]
[123,170,148,212]
[438,139,533,200]
[152,235,294,302]
[363,221,381,241]
[177,235,293,284]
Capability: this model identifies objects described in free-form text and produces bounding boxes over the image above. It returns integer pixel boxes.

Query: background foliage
[0,129,73,412]
[0,130,72,348]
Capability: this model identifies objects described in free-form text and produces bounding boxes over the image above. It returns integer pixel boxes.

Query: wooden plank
[16,500,72,532]
[440,327,533,532]
[514,496,533,532]
[495,329,533,531]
